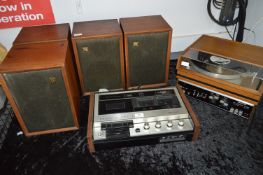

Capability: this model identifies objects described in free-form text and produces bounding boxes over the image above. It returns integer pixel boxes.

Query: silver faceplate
[93,87,194,141]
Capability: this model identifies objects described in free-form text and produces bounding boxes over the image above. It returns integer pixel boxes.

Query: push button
[144,123,150,130]
[155,121,161,128]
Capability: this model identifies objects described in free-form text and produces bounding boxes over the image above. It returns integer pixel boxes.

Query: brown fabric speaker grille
[127,32,169,87]
[4,68,74,132]
[76,37,123,92]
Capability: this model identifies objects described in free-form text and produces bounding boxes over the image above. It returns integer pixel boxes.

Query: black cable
[207,0,239,26]
[225,26,234,40]
[213,0,223,9]
[244,27,256,41]
[207,0,248,42]
[233,23,238,39]
[244,27,255,34]
[235,0,246,41]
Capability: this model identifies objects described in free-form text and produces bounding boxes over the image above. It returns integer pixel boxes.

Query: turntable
[176,35,263,119]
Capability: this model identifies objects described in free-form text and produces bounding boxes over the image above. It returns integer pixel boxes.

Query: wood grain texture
[62,46,81,129]
[82,87,125,96]
[190,35,263,67]
[0,42,68,73]
[127,83,168,90]
[13,23,70,45]
[119,36,126,90]
[176,84,200,141]
[123,35,130,88]
[120,15,172,35]
[248,105,257,124]
[165,31,172,82]
[87,93,95,153]
[72,19,122,39]
[71,39,86,94]
[24,127,79,137]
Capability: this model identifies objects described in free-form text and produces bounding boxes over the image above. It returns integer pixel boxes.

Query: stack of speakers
[0,15,172,136]
[0,24,80,136]
[72,15,172,94]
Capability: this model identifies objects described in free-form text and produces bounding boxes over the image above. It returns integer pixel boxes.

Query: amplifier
[87,86,200,153]
[178,80,254,118]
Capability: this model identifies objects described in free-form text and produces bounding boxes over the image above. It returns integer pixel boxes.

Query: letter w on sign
[0,0,55,29]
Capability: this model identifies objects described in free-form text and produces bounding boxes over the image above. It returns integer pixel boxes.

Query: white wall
[244,0,263,46]
[0,0,239,52]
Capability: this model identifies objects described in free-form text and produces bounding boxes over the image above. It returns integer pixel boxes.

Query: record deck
[176,35,263,119]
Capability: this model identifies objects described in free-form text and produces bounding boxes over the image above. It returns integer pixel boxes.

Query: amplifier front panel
[127,32,169,87]
[4,68,75,132]
[178,80,254,119]
[76,37,123,92]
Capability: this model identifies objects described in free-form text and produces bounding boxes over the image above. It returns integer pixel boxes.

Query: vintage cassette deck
[176,35,263,119]
[87,87,200,152]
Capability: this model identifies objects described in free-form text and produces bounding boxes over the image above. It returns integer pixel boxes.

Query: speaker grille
[76,37,123,92]
[4,69,74,132]
[127,32,169,87]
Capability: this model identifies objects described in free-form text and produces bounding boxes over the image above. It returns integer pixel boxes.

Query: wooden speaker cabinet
[120,15,172,89]
[71,19,125,94]
[13,23,71,45]
[0,41,80,136]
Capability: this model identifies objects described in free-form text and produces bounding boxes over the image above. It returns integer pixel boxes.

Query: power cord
[225,26,234,40]
[243,16,263,42]
[207,0,248,42]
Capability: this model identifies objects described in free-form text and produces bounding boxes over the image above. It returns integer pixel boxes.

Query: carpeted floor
[0,60,263,175]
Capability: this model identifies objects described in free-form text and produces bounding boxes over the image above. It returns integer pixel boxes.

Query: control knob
[144,123,150,130]
[155,121,162,129]
[178,120,184,128]
[167,121,173,128]
[214,95,219,100]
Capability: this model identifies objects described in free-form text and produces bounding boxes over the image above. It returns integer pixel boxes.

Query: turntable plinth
[176,35,263,119]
